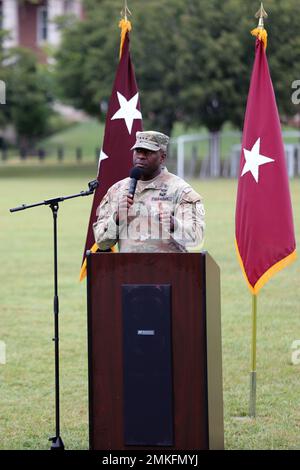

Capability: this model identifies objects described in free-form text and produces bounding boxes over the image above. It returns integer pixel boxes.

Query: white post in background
[209,131,221,178]
[0,80,6,105]
[284,144,295,178]
[2,0,19,49]
[0,341,6,365]
[177,137,185,179]
[175,134,210,179]
[297,146,300,176]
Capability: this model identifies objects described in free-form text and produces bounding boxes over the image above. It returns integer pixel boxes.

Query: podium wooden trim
[87,252,223,450]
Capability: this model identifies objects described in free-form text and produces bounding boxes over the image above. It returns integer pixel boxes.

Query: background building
[0,0,84,62]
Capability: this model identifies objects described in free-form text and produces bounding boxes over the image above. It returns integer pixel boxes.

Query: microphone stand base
[49,436,65,450]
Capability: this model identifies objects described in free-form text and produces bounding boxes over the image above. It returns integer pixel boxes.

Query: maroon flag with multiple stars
[235,32,296,295]
[80,20,142,280]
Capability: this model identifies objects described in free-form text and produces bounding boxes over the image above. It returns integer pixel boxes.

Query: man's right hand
[115,194,134,225]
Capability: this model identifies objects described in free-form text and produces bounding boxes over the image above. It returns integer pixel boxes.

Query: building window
[37,6,48,44]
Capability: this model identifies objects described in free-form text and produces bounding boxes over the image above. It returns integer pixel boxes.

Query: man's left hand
[158,203,175,233]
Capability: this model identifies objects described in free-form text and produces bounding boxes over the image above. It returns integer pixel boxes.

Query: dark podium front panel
[87,252,223,450]
[122,284,173,446]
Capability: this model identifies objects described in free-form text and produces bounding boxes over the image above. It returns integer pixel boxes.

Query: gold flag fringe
[251,27,268,50]
[119,19,132,58]
[235,238,297,295]
[79,243,117,281]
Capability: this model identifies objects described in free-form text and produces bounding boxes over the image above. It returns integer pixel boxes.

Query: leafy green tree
[55,0,185,135]
[177,0,300,131]
[177,0,247,132]
[3,48,52,147]
[130,0,185,134]
[55,0,121,116]
[55,0,300,136]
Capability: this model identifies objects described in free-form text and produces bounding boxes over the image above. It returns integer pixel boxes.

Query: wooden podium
[87,252,223,450]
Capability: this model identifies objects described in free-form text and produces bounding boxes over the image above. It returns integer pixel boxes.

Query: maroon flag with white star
[235,35,296,295]
[80,22,142,280]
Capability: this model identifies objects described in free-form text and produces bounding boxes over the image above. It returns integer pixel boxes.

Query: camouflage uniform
[93,168,205,253]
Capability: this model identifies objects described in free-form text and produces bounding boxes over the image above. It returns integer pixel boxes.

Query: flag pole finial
[255,2,268,29]
[251,2,268,49]
[119,1,132,59]
[121,0,132,21]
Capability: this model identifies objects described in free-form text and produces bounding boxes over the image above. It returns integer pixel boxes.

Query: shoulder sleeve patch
[181,187,202,203]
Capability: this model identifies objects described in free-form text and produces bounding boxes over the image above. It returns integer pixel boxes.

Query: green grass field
[0,164,299,450]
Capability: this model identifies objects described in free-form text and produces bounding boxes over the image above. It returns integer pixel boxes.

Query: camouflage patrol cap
[131,131,169,152]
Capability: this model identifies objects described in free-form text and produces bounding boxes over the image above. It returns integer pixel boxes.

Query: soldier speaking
[93,131,205,252]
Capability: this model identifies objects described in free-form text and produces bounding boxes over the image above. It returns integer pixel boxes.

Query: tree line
[56,0,300,136]
[1,0,300,146]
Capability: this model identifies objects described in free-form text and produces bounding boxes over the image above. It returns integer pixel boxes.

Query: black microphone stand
[10,180,99,450]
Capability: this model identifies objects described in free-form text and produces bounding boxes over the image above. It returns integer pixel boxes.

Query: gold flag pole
[249,294,257,417]
[248,3,268,419]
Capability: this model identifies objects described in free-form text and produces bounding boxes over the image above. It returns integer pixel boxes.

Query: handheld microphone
[128,167,142,198]
[88,179,99,192]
